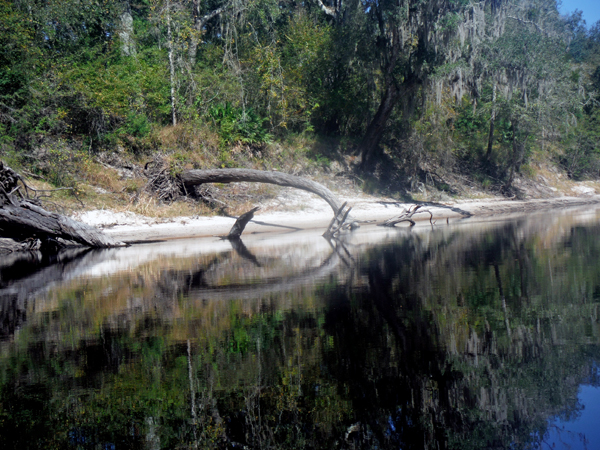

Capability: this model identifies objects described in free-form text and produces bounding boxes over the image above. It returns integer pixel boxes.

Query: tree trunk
[0,200,122,248]
[118,11,136,56]
[358,26,404,168]
[189,0,201,67]
[358,82,400,168]
[502,121,527,194]
[486,82,497,161]
[181,168,344,214]
[0,162,122,249]
[166,0,177,126]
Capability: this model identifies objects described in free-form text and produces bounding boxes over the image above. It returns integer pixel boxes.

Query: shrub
[208,103,272,147]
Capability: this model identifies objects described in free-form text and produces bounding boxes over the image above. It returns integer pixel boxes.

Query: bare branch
[182,168,345,214]
[506,15,545,35]
[313,0,337,19]
[198,1,234,29]
[379,204,435,227]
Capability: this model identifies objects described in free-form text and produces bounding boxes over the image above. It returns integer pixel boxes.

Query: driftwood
[379,204,434,227]
[224,206,260,239]
[0,238,40,253]
[182,168,344,214]
[323,202,354,239]
[0,161,123,250]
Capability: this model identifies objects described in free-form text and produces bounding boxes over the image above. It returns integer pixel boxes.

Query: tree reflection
[0,216,600,448]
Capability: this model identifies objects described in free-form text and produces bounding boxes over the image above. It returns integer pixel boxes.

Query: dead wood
[0,238,40,253]
[227,206,259,239]
[144,156,185,202]
[323,202,354,239]
[0,161,124,250]
[379,204,434,227]
[181,168,344,214]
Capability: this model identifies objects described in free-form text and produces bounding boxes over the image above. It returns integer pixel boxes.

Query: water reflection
[1,209,600,449]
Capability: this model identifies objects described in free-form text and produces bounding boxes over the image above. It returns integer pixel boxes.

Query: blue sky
[559,0,600,26]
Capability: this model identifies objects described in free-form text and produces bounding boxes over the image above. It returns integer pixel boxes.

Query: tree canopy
[1,0,600,193]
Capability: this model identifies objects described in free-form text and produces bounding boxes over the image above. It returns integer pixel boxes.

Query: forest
[1,0,600,200]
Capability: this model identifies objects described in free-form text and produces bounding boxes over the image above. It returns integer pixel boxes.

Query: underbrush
[0,124,343,218]
[2,114,596,220]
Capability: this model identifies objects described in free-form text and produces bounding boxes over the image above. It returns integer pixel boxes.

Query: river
[1,206,600,449]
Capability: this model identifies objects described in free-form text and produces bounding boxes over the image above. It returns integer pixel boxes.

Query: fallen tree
[182,168,344,214]
[182,168,440,233]
[0,161,123,250]
[379,204,434,227]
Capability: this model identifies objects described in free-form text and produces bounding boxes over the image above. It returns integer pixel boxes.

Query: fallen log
[0,161,123,250]
[0,201,123,248]
[378,204,434,227]
[181,168,344,214]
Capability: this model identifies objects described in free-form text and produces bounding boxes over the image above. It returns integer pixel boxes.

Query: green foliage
[119,112,152,138]
[0,0,43,140]
[25,0,122,57]
[439,12,462,33]
[1,0,600,192]
[454,98,487,137]
[36,145,91,188]
[208,103,272,146]
[560,110,600,179]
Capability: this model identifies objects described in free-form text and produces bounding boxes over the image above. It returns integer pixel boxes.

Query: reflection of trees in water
[0,248,95,339]
[321,221,600,449]
[1,219,600,448]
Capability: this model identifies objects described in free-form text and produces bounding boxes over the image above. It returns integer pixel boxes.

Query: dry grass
[24,127,596,221]
[20,156,284,220]
[156,123,221,169]
[116,191,213,218]
[81,160,128,193]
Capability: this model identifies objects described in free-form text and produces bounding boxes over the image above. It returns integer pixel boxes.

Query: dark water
[2,208,600,449]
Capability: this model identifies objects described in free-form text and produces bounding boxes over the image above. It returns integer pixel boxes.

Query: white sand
[71,189,600,243]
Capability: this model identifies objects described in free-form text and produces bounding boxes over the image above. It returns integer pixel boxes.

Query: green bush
[119,113,152,138]
[559,111,600,179]
[208,103,272,146]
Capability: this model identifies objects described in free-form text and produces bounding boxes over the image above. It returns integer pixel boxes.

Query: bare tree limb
[323,202,353,239]
[313,0,338,18]
[506,15,545,35]
[198,1,233,28]
[379,205,434,227]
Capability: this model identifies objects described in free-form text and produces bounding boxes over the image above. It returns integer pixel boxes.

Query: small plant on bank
[208,103,272,147]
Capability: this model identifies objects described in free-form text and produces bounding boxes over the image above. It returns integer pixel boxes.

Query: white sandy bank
[71,188,600,243]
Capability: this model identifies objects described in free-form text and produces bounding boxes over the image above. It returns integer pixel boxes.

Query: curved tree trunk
[358,83,400,167]
[181,168,344,214]
[357,26,404,169]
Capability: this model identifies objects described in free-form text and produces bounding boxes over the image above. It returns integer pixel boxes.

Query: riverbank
[72,188,600,243]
